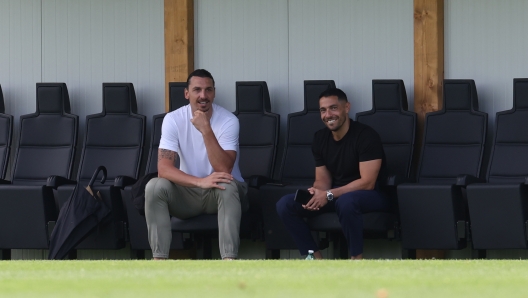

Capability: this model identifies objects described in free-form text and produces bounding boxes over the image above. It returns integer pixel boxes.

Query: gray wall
[0,0,164,142]
[196,0,414,131]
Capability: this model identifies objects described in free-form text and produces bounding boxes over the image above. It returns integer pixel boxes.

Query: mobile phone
[294,189,313,205]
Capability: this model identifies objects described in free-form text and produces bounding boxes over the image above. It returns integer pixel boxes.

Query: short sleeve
[217,117,239,152]
[312,131,325,167]
[159,114,180,153]
[357,127,384,162]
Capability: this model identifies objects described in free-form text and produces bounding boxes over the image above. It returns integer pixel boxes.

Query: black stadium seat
[0,83,78,256]
[260,80,335,257]
[170,81,279,259]
[50,83,145,251]
[121,82,189,257]
[398,80,487,251]
[466,78,528,252]
[0,84,13,180]
[307,80,416,256]
[169,82,188,112]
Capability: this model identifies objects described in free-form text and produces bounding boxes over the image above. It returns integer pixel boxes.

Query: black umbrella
[48,166,111,260]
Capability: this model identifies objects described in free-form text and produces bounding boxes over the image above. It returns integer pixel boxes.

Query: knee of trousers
[276,194,296,218]
[145,177,173,204]
[215,181,240,201]
[335,193,362,215]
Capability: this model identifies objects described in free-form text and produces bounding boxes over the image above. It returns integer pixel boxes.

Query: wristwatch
[326,190,334,202]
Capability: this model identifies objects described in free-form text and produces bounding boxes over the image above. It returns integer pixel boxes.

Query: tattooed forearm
[158,149,175,161]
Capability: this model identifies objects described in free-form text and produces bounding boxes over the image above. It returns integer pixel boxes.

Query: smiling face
[185,76,216,117]
[319,95,350,132]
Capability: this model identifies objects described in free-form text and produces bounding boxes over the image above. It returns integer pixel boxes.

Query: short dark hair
[186,69,215,88]
[319,88,348,102]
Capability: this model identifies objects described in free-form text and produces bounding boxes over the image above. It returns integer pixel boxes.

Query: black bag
[131,172,158,216]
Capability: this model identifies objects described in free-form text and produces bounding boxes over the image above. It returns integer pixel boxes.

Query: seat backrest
[145,113,165,175]
[12,83,78,185]
[0,85,13,179]
[234,81,279,179]
[356,80,416,179]
[486,78,528,184]
[145,82,188,175]
[417,79,487,184]
[280,80,335,183]
[77,83,146,184]
[169,82,188,111]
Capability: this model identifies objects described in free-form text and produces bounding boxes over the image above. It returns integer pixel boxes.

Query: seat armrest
[46,176,77,189]
[247,175,273,189]
[114,175,137,189]
[386,175,412,187]
[456,174,485,187]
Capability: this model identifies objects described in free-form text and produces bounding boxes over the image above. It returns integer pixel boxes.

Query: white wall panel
[288,0,414,117]
[195,0,413,126]
[195,0,289,115]
[42,0,165,122]
[445,0,528,122]
[0,0,42,122]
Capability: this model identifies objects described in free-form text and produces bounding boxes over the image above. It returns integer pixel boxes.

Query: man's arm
[330,159,381,196]
[191,110,236,173]
[157,148,233,189]
[304,159,382,210]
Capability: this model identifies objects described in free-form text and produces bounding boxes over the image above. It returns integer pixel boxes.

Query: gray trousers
[145,177,248,259]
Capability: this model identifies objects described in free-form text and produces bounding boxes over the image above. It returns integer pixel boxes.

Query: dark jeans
[276,189,389,257]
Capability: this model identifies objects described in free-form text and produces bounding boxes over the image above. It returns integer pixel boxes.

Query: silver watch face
[326,191,334,201]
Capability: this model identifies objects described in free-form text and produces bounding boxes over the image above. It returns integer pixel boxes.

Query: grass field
[1,260,528,297]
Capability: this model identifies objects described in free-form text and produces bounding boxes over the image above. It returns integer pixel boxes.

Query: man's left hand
[303,187,328,211]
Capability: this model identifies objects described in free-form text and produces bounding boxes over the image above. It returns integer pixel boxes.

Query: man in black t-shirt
[276,88,389,260]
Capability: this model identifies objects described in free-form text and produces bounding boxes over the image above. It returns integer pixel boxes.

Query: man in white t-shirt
[145,69,248,260]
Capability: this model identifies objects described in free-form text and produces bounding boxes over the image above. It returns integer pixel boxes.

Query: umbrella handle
[89,166,107,188]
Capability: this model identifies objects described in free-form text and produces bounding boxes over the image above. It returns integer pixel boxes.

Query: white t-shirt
[159,103,243,182]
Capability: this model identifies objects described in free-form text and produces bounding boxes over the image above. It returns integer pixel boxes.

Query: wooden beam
[165,0,194,112]
[414,0,444,260]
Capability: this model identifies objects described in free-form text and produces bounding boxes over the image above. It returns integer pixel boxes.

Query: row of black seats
[227,78,528,259]
[399,78,528,259]
[0,83,145,259]
[0,78,526,259]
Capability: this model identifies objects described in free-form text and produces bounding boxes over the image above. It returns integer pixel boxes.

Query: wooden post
[414,0,445,259]
[165,0,194,112]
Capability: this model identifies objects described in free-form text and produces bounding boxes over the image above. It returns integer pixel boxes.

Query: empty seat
[467,78,528,250]
[170,81,280,259]
[260,80,335,255]
[51,83,145,250]
[0,83,78,251]
[307,80,416,245]
[398,80,487,250]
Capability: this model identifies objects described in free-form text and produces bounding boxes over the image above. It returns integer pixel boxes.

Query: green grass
[1,260,528,297]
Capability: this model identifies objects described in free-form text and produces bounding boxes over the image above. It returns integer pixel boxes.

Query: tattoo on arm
[158,149,175,162]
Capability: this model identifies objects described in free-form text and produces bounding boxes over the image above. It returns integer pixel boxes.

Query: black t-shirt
[312,119,386,187]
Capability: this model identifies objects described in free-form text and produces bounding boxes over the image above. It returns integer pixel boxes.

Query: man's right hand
[197,172,234,189]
